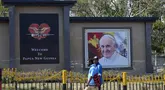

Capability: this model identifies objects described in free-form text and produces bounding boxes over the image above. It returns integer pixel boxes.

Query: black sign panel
[19,14,59,64]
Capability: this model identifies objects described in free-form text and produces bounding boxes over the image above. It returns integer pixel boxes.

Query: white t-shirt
[99,51,129,68]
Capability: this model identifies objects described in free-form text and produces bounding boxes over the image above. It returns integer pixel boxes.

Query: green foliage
[71,0,126,17]
[130,0,164,17]
[152,20,165,54]
[0,0,8,17]
[71,0,165,17]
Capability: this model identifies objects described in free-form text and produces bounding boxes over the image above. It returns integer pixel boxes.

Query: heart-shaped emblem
[28,23,51,40]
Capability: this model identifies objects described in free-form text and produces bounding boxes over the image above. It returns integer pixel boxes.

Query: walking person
[93,56,103,90]
[84,58,100,90]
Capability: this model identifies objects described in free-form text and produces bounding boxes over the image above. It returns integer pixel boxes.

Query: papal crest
[28,23,54,40]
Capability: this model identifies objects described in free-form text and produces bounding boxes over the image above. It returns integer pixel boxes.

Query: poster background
[19,14,59,64]
[84,28,131,68]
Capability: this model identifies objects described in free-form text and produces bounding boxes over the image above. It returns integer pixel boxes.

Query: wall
[14,6,64,71]
[70,22,146,74]
[0,23,9,68]
[0,19,151,74]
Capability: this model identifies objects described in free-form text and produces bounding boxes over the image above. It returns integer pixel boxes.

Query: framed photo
[84,28,132,69]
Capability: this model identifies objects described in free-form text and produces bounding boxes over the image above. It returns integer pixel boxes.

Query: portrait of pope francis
[85,29,131,68]
[98,34,129,68]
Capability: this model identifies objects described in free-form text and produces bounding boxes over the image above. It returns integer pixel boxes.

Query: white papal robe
[99,51,129,68]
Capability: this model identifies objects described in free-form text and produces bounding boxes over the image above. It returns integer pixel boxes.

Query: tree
[0,0,8,17]
[152,20,165,54]
[71,0,165,17]
[70,0,127,17]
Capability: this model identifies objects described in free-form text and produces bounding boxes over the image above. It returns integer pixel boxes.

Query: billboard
[84,28,132,69]
[19,13,59,64]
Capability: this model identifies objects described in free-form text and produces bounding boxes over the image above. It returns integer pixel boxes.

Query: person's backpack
[93,73,101,87]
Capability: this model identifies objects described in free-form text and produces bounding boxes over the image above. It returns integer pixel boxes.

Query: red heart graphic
[28,23,51,40]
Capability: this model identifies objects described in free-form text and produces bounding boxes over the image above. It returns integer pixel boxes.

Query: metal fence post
[122,72,127,90]
[62,70,67,90]
[0,68,1,90]
[164,74,165,90]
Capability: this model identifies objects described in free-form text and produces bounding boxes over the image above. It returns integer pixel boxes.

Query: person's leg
[85,86,92,90]
[84,86,96,90]
[90,86,98,90]
[84,86,89,90]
